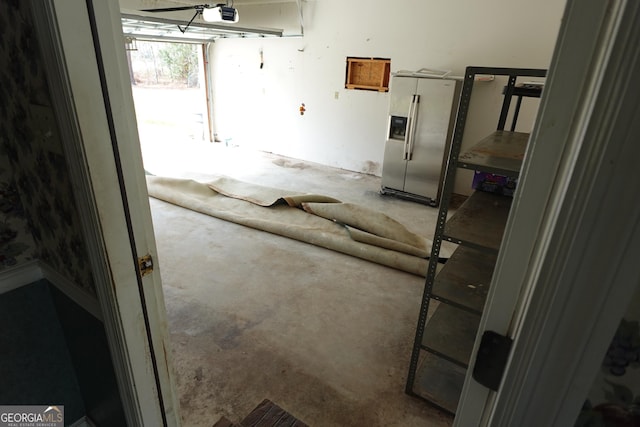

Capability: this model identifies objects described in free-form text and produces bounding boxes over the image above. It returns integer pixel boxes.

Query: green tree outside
[158,43,198,86]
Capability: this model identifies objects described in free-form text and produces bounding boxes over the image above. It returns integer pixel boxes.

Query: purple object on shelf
[472,171,518,197]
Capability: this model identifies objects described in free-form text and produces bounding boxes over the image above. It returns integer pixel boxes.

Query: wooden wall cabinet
[345,57,391,92]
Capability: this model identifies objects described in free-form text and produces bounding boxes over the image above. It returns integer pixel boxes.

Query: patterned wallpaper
[0,0,96,296]
[0,155,35,268]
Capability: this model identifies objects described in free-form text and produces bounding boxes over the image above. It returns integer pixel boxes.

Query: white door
[31,1,180,425]
[455,0,640,425]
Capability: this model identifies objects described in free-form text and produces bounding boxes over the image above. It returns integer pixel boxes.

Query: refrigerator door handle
[403,97,415,160]
[406,95,420,161]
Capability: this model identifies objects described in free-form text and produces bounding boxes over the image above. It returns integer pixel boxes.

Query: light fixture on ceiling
[202,5,239,23]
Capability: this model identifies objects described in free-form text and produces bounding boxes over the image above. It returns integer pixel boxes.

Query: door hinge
[137,254,154,277]
[472,330,513,391]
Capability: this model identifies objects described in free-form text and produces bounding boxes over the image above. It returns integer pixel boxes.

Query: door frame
[30,1,180,425]
[455,0,640,425]
[29,0,640,425]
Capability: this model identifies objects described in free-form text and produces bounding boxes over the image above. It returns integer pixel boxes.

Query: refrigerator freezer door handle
[406,95,420,161]
[403,97,415,160]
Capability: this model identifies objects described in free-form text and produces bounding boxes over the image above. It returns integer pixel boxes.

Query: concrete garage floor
[143,139,456,426]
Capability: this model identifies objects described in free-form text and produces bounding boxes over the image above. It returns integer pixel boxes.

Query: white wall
[120,0,566,192]
[209,0,565,192]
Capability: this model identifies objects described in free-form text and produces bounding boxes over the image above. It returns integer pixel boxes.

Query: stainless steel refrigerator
[380,75,461,206]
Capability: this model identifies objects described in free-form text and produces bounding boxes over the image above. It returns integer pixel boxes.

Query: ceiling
[120,0,304,42]
[121,13,283,43]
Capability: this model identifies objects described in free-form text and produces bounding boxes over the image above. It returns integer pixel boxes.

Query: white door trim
[455,0,640,425]
[0,260,100,321]
[489,0,640,424]
[30,1,180,425]
[0,261,42,295]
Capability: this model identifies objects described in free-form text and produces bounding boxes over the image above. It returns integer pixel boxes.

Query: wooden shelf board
[431,246,497,314]
[421,303,481,367]
[458,131,529,176]
[413,352,465,414]
[444,191,512,251]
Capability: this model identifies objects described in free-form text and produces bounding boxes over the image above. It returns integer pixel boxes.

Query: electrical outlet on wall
[29,104,63,155]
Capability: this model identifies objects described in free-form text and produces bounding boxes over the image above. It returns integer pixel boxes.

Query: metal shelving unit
[405,67,546,415]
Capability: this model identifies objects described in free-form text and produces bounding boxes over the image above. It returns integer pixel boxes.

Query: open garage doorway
[127,40,216,175]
